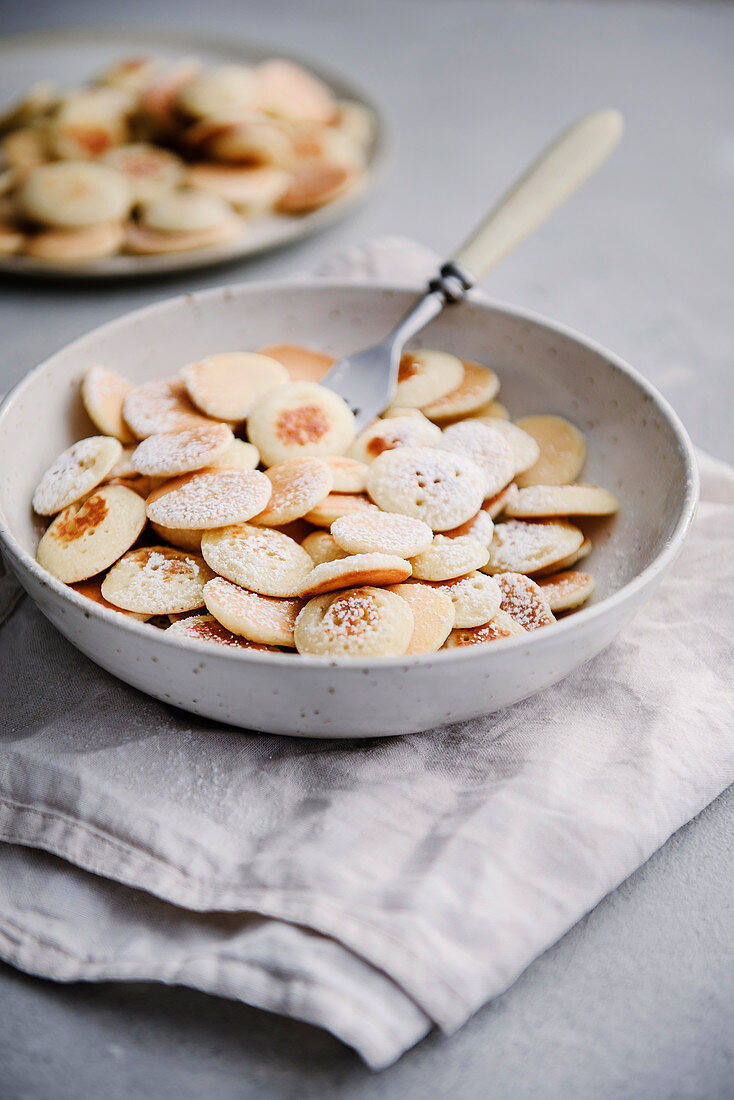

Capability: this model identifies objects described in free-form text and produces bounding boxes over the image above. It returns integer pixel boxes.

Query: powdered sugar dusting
[487,520,584,574]
[367,446,485,531]
[497,572,555,631]
[33,436,121,515]
[426,570,501,628]
[323,589,381,640]
[201,524,313,597]
[168,614,277,650]
[132,424,232,476]
[440,421,516,497]
[123,377,214,439]
[331,510,432,558]
[102,545,213,614]
[537,570,595,611]
[254,458,333,524]
[446,611,525,647]
[411,534,488,580]
[147,469,271,528]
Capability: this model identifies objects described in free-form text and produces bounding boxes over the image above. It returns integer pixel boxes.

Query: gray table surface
[1,1,732,1097]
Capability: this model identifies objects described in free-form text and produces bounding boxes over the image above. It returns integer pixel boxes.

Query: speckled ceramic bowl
[0,281,698,737]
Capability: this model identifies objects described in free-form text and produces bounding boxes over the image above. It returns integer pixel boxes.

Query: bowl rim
[0,277,700,669]
[0,23,393,279]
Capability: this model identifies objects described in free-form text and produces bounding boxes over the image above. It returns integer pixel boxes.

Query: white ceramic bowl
[0,282,698,737]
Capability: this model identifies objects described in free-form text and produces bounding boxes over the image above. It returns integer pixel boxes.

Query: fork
[321,108,624,429]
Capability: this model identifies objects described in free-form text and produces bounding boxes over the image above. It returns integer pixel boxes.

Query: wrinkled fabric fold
[0,239,732,1069]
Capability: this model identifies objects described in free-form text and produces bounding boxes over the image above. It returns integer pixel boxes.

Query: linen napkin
[1,239,733,1071]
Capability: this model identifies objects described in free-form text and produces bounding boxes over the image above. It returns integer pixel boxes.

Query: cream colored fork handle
[451,108,624,282]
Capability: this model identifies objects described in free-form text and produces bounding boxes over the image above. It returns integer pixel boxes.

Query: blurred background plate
[0,25,390,278]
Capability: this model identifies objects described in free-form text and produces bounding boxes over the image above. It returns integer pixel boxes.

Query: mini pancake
[33,435,122,515]
[101,545,214,615]
[207,439,260,470]
[186,163,289,211]
[366,446,485,532]
[139,189,235,234]
[323,455,369,492]
[131,424,234,477]
[49,88,131,160]
[386,583,455,655]
[442,508,494,545]
[276,162,357,214]
[297,553,412,598]
[205,117,294,168]
[150,521,203,552]
[410,535,489,581]
[348,414,442,464]
[255,59,335,124]
[535,536,592,575]
[420,359,500,421]
[423,571,501,629]
[105,475,153,498]
[334,99,376,146]
[331,510,433,558]
[201,523,313,597]
[496,572,556,631]
[257,344,335,383]
[36,485,146,583]
[19,161,131,228]
[484,482,517,519]
[177,65,258,119]
[69,575,151,622]
[474,418,540,476]
[167,614,279,651]
[122,377,216,439]
[102,143,184,203]
[125,218,241,254]
[294,586,414,658]
[204,576,302,646]
[81,365,135,443]
[443,610,526,647]
[503,483,619,518]
[182,351,288,421]
[536,570,595,612]
[253,457,333,526]
[247,381,355,466]
[25,221,125,262]
[393,349,464,409]
[106,444,136,479]
[146,468,271,530]
[440,420,517,499]
[303,492,376,527]
[483,519,585,575]
[291,123,364,169]
[301,530,349,565]
[514,415,586,487]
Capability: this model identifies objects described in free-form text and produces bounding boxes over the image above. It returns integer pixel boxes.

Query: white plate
[0,26,389,278]
[0,281,698,737]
